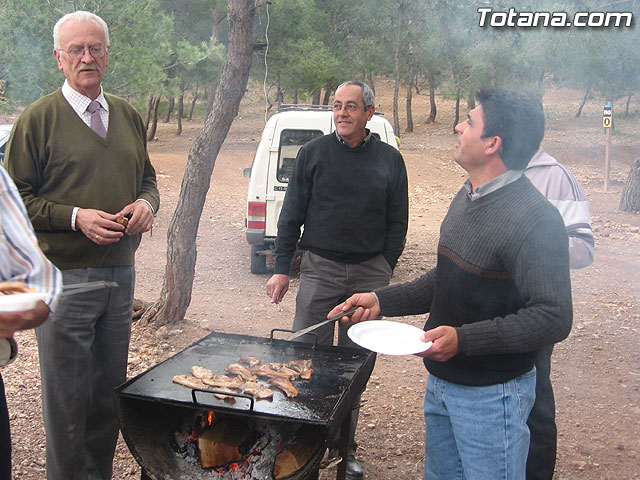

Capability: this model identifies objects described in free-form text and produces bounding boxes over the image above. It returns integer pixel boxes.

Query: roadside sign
[603,103,613,191]
[603,103,612,128]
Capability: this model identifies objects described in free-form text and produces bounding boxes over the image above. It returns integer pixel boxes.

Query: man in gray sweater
[329,89,573,480]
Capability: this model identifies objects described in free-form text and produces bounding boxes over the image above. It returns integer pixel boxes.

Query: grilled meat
[172,374,207,390]
[0,281,36,295]
[202,375,244,389]
[191,365,214,379]
[243,381,274,399]
[115,215,129,227]
[287,359,313,380]
[250,363,299,380]
[268,377,299,398]
[238,355,261,367]
[212,387,240,400]
[225,363,257,381]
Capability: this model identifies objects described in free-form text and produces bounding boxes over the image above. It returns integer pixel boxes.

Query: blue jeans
[424,369,536,480]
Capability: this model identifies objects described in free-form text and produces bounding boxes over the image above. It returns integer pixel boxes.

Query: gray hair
[53,11,110,49]
[336,81,375,109]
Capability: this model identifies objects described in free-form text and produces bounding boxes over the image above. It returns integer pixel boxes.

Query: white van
[243,105,399,273]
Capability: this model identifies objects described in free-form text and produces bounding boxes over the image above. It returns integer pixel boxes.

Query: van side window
[277,129,323,183]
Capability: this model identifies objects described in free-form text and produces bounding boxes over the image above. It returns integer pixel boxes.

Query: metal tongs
[62,281,119,296]
[288,305,359,340]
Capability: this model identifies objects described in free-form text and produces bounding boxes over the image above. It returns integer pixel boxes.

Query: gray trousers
[293,251,392,451]
[36,266,134,480]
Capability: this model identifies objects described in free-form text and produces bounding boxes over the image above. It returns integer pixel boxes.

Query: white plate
[0,292,48,313]
[347,320,432,355]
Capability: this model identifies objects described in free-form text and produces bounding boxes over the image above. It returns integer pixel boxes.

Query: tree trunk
[619,159,640,212]
[147,96,161,141]
[467,90,475,110]
[206,84,217,116]
[276,71,284,107]
[405,80,413,133]
[322,86,332,105]
[453,92,460,134]
[625,93,631,116]
[427,84,436,124]
[575,88,590,118]
[144,94,154,129]
[311,91,321,105]
[188,85,199,121]
[176,83,185,136]
[293,87,298,105]
[164,97,175,123]
[367,73,375,96]
[392,11,401,135]
[142,0,256,325]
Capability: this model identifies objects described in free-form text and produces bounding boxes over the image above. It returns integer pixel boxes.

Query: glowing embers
[176,411,325,479]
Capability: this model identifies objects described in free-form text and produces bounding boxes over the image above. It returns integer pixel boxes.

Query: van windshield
[277,129,324,183]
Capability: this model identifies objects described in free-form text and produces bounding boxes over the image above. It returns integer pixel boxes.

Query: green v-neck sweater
[6,90,160,269]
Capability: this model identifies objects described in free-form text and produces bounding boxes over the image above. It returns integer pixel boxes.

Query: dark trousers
[0,374,11,480]
[526,345,557,480]
[293,251,392,452]
[37,267,134,480]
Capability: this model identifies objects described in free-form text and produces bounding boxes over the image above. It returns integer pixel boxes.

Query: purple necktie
[87,100,107,138]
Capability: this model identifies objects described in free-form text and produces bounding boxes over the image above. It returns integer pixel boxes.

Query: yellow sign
[603,104,612,128]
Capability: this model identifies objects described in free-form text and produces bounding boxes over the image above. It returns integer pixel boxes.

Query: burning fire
[175,411,323,479]
[187,411,216,441]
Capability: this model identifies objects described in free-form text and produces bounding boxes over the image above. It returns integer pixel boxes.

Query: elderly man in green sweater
[329,89,572,480]
[5,10,159,480]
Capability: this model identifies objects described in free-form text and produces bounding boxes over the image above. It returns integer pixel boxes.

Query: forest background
[2,0,640,135]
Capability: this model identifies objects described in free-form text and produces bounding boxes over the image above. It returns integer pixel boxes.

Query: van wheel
[250,245,267,274]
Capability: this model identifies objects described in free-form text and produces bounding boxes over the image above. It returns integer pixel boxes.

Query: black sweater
[376,177,573,386]
[274,133,408,274]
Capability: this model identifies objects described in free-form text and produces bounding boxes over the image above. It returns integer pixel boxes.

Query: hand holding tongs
[62,281,119,296]
[288,305,359,340]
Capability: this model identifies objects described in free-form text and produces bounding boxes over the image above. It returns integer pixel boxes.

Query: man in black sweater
[266,80,408,477]
[329,89,573,480]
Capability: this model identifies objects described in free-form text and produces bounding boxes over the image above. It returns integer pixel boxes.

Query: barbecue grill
[115,330,376,480]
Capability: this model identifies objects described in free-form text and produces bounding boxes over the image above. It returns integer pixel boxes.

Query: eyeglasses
[58,45,107,59]
[332,103,366,112]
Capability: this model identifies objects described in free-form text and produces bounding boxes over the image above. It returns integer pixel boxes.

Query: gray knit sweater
[376,176,573,386]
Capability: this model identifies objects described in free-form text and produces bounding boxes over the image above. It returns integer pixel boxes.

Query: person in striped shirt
[0,165,62,480]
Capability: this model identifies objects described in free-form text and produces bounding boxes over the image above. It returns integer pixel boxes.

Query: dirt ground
[4,80,640,479]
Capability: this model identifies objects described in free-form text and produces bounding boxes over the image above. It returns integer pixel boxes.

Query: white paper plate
[347,320,432,355]
[0,292,48,313]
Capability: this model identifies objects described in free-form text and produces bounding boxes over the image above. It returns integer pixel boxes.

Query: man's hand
[327,293,380,324]
[117,200,154,235]
[0,300,51,338]
[76,208,124,245]
[416,326,459,361]
[266,274,289,304]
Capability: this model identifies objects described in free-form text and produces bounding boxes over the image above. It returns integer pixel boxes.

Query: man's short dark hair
[476,89,544,170]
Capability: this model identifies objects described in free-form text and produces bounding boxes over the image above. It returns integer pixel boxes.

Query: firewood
[198,418,254,468]
[273,427,323,479]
